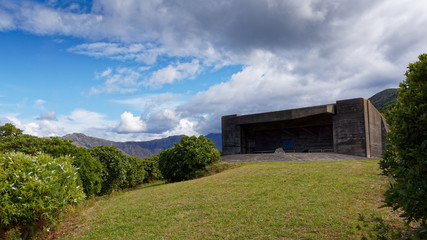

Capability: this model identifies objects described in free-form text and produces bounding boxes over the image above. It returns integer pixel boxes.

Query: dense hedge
[41,138,103,197]
[0,133,103,197]
[89,146,128,194]
[0,124,165,237]
[0,152,85,238]
[89,145,150,194]
[126,156,146,187]
[141,154,162,182]
[158,135,220,182]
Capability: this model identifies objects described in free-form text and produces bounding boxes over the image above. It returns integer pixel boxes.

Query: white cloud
[90,67,144,94]
[112,93,180,112]
[112,93,183,134]
[69,42,161,64]
[116,112,146,133]
[147,60,202,88]
[34,99,46,109]
[90,60,203,94]
[0,114,62,137]
[163,119,198,137]
[1,109,116,138]
[0,7,14,30]
[96,67,112,79]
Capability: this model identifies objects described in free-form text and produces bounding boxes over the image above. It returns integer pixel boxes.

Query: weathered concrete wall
[367,101,389,158]
[221,115,242,155]
[333,98,369,157]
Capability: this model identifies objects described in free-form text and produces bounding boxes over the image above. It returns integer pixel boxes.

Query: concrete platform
[221,152,378,163]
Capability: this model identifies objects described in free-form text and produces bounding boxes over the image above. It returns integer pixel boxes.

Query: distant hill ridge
[368,88,398,113]
[62,133,221,159]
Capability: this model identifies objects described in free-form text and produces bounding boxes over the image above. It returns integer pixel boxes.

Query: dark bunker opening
[240,113,334,153]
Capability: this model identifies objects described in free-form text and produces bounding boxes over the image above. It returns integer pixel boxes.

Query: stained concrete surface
[221,152,379,163]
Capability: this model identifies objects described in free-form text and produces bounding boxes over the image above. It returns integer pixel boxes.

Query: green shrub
[42,137,103,197]
[0,125,104,197]
[126,156,146,187]
[0,123,23,137]
[89,146,130,194]
[380,53,427,234]
[0,152,85,238]
[158,135,220,182]
[0,134,44,156]
[141,154,162,182]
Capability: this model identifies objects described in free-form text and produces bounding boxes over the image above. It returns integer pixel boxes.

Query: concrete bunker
[222,98,388,158]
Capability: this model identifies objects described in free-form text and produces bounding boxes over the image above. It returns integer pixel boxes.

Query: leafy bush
[0,123,23,137]
[42,138,103,197]
[158,135,220,182]
[89,145,148,193]
[0,152,85,238]
[126,156,146,187]
[141,154,162,182]
[0,134,44,156]
[90,146,128,194]
[380,53,427,234]
[0,128,104,198]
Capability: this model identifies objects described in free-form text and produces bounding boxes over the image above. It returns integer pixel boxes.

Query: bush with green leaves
[0,126,103,198]
[42,137,103,197]
[141,154,162,182]
[90,146,128,194]
[380,53,427,233]
[126,156,146,187]
[0,152,85,238]
[0,134,44,156]
[158,135,220,182]
[0,123,23,137]
[90,145,147,193]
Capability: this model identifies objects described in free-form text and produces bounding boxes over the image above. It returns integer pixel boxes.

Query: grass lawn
[55,160,393,239]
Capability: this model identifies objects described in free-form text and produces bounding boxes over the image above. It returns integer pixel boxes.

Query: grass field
[55,160,394,239]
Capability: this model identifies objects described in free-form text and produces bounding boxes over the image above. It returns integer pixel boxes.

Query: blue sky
[1,0,426,141]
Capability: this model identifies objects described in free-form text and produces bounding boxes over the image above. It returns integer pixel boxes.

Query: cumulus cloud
[1,109,117,138]
[163,119,198,137]
[146,60,202,88]
[116,112,146,133]
[112,93,183,134]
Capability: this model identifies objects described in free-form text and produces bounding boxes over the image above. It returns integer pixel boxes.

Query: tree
[379,53,427,233]
[0,123,23,137]
[158,135,220,182]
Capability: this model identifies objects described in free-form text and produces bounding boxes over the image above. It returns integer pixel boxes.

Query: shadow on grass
[357,212,425,240]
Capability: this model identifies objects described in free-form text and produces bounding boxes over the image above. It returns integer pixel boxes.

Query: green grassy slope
[59,161,392,240]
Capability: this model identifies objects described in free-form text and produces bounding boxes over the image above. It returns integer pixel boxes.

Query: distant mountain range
[62,132,221,159]
[368,88,398,114]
